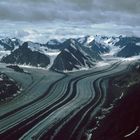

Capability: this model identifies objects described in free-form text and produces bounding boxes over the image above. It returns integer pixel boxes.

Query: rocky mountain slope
[0,72,20,101]
[51,39,101,71]
[1,42,50,67]
[0,35,140,71]
[115,37,140,57]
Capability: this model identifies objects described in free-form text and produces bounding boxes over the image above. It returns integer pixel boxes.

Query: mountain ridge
[0,35,140,71]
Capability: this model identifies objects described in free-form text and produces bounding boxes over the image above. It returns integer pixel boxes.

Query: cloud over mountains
[0,0,139,26]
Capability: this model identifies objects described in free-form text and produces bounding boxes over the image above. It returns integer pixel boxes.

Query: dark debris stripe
[0,74,68,120]
[39,62,121,140]
[0,62,121,140]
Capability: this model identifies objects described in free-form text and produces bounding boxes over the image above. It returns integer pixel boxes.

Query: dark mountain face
[51,39,101,71]
[93,78,140,140]
[114,36,140,57]
[115,36,140,48]
[117,43,140,57]
[51,50,80,71]
[0,72,20,101]
[91,41,110,54]
[112,36,140,57]
[1,42,50,67]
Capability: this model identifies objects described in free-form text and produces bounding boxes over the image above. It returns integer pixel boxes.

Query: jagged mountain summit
[1,42,50,67]
[51,39,101,71]
[77,35,110,54]
[0,35,140,71]
[0,38,22,60]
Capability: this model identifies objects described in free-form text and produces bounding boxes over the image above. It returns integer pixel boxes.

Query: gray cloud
[0,0,139,26]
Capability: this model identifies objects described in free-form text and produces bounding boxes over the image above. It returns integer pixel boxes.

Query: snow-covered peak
[78,35,95,48]
[0,37,22,60]
[93,35,121,57]
[94,35,119,46]
[86,36,95,44]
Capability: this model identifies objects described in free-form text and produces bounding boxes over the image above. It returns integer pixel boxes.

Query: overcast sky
[0,0,139,26]
[0,0,139,40]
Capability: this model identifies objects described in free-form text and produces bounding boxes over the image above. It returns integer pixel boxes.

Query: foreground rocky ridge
[0,72,20,101]
[92,63,140,140]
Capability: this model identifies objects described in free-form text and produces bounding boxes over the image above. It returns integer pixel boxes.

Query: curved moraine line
[54,62,132,140]
[0,62,119,140]
[38,62,125,140]
[0,74,68,131]
[0,70,99,139]
[0,62,129,140]
[0,74,71,133]
[0,73,67,120]
[19,62,121,140]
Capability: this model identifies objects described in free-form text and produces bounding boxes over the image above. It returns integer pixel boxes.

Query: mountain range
[0,35,140,71]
